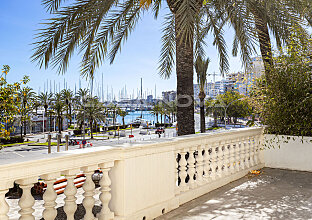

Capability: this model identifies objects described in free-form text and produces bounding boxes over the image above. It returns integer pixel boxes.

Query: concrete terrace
[157,168,312,220]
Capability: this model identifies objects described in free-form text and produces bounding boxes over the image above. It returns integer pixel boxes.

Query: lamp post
[224,98,243,129]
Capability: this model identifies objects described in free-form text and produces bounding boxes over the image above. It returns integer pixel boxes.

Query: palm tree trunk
[24,121,27,136]
[156,113,159,123]
[69,105,72,126]
[44,108,48,132]
[175,15,195,136]
[90,121,93,139]
[20,124,23,139]
[254,11,273,82]
[58,116,62,134]
[122,117,125,127]
[200,98,205,133]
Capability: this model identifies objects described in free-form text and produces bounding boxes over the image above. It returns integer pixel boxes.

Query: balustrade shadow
[157,168,312,219]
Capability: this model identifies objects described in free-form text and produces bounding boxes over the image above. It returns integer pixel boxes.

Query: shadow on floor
[157,168,312,220]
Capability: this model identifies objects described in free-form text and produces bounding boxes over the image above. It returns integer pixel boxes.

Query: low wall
[263,135,312,172]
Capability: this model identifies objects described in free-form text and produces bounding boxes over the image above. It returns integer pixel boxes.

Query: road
[0,128,177,164]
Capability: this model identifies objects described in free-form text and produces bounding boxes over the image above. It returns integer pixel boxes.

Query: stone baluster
[187,147,197,189]
[235,139,241,172]
[63,169,80,220]
[203,145,211,183]
[216,143,223,179]
[16,177,38,220]
[196,145,205,185]
[223,142,230,176]
[41,172,60,220]
[82,165,97,220]
[175,151,181,195]
[97,162,114,220]
[0,181,13,220]
[244,137,250,169]
[249,137,255,167]
[229,140,235,174]
[210,145,218,181]
[240,137,247,170]
[179,150,189,192]
[254,135,261,165]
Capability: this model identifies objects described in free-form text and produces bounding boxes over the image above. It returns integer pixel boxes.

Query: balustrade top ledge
[0,127,263,184]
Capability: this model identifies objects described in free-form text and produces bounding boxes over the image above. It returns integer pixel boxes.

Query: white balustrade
[16,177,37,220]
[42,173,59,220]
[0,127,264,220]
[175,151,180,195]
[196,145,204,185]
[63,169,79,220]
[187,147,197,189]
[82,165,97,220]
[97,162,114,220]
[179,150,189,192]
[229,140,236,174]
[203,145,211,183]
[0,182,13,220]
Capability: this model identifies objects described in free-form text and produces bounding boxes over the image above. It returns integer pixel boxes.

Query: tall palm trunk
[23,121,27,136]
[90,120,93,139]
[58,116,62,134]
[175,16,195,136]
[20,124,23,139]
[199,96,205,133]
[69,104,72,126]
[254,12,273,82]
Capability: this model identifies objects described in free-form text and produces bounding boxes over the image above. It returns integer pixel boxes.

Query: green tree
[118,109,128,127]
[195,56,210,133]
[31,0,254,136]
[76,97,105,139]
[206,98,222,127]
[251,32,312,137]
[0,66,24,141]
[108,104,119,126]
[52,93,65,133]
[37,92,53,132]
[151,103,161,124]
[18,86,35,137]
[61,89,74,126]
[217,91,251,125]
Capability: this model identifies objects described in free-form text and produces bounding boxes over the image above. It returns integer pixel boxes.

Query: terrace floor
[157,168,312,220]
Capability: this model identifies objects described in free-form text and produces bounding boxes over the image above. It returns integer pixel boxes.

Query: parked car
[155,127,165,134]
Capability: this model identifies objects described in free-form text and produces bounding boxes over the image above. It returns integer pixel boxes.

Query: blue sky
[0,0,246,99]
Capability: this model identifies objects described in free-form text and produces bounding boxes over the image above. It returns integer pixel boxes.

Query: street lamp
[224,98,243,129]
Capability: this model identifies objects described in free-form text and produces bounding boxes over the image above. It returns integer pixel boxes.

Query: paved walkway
[157,168,312,220]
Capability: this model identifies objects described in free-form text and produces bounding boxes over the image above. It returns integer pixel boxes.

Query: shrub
[252,32,312,137]
[0,136,24,145]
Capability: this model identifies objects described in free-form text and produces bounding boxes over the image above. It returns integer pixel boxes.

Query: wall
[263,135,312,172]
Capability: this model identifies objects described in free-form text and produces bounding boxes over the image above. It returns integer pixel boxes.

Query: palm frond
[158,13,176,79]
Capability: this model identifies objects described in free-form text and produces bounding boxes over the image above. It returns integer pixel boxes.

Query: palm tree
[118,109,128,128]
[18,87,36,137]
[195,56,210,133]
[61,89,74,127]
[31,0,246,136]
[52,93,65,133]
[151,103,161,124]
[108,104,119,127]
[76,97,105,139]
[38,92,53,132]
[214,0,310,83]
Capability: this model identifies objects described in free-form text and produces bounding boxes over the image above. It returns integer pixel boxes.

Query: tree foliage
[251,31,312,137]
